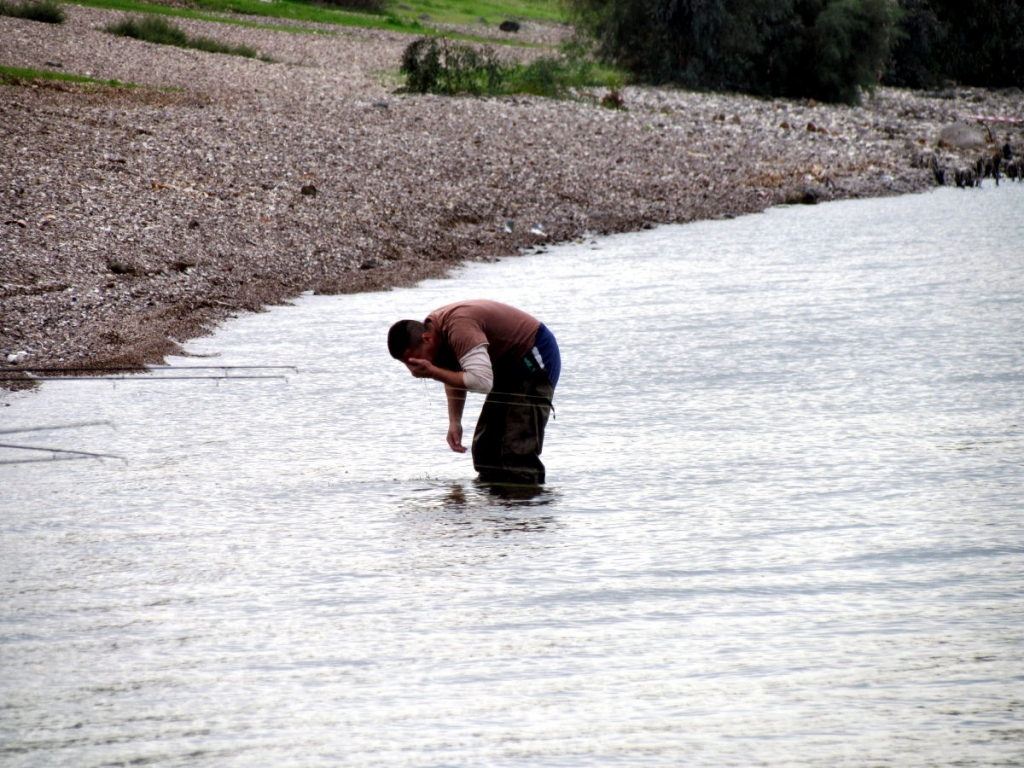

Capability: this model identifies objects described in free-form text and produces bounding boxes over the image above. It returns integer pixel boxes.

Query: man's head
[388,319,438,364]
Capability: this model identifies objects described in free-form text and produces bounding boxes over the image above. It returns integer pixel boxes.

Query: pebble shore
[2,5,1022,384]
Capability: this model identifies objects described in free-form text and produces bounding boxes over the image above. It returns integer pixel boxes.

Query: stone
[938,123,987,149]
[783,185,822,205]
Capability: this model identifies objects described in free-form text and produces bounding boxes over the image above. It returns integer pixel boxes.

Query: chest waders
[471,355,554,485]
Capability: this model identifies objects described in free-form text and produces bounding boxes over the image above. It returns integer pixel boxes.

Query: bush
[107,15,189,46]
[565,0,901,104]
[400,37,505,95]
[882,0,944,88]
[315,0,386,12]
[885,0,1024,89]
[189,36,258,58]
[789,0,901,104]
[105,15,264,59]
[400,36,614,99]
[515,56,564,96]
[510,47,598,97]
[400,37,443,93]
[0,0,65,23]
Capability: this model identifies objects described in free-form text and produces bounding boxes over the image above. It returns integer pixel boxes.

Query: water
[2,184,1023,766]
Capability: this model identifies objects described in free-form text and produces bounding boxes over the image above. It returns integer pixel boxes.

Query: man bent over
[388,299,560,484]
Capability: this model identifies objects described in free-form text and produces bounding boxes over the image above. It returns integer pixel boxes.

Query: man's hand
[447,422,467,453]
[405,357,435,379]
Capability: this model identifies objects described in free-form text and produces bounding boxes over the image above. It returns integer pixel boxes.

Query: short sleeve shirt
[426,300,541,371]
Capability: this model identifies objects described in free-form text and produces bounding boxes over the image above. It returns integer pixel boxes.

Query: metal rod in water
[5,365,298,373]
[0,455,94,466]
[0,364,297,381]
[0,421,113,436]
[0,375,289,382]
[0,442,124,461]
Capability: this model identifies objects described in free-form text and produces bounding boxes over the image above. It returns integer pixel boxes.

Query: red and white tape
[970,114,1024,124]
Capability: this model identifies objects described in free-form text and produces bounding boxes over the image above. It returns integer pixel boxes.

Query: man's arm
[404,346,491,394]
[405,346,493,452]
[445,385,467,453]
[456,344,493,393]
[404,358,468,452]
[404,358,465,389]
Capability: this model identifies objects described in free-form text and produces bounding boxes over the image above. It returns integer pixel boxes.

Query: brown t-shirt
[426,300,540,371]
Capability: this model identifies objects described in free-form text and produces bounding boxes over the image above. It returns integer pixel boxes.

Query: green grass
[392,0,565,26]
[67,0,428,33]
[54,0,565,39]
[0,63,131,86]
[106,14,271,58]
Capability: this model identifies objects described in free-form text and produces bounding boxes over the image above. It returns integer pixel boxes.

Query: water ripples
[2,185,1023,765]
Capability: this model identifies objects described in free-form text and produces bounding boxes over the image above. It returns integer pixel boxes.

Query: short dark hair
[388,319,426,359]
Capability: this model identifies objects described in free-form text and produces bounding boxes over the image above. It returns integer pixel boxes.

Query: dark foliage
[885,0,1024,89]
[0,0,65,23]
[565,0,900,103]
[105,15,263,59]
[107,15,190,46]
[314,0,386,13]
[400,37,443,93]
[400,37,505,95]
[399,37,603,98]
[882,0,943,88]
[600,87,625,109]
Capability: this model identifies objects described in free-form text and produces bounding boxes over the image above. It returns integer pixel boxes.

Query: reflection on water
[400,482,559,540]
[2,184,1023,766]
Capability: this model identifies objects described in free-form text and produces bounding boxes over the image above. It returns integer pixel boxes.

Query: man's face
[400,332,438,371]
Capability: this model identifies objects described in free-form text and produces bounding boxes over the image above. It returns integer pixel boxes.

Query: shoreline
[2,5,1022,390]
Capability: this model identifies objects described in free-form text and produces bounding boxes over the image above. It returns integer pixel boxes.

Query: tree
[929,0,1024,88]
[565,0,901,103]
[883,0,944,88]
[791,0,901,103]
[885,0,1024,89]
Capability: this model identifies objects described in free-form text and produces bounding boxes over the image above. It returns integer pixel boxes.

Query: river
[2,183,1022,766]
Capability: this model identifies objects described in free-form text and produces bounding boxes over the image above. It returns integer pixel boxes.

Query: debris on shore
[2,6,1022,381]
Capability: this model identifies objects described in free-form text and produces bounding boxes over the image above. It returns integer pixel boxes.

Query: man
[388,300,561,485]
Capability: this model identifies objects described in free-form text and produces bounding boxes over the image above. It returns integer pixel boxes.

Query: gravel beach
[2,5,1022,384]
